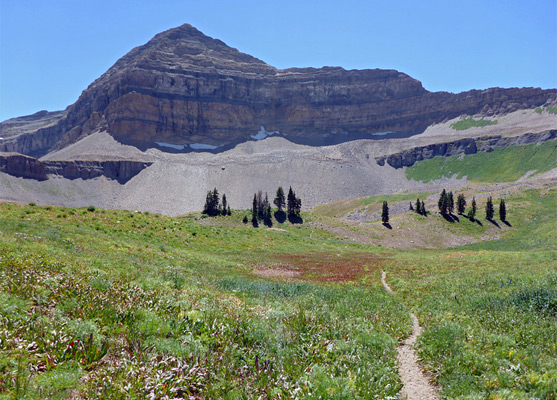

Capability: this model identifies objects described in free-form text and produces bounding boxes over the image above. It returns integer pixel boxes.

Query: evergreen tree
[274,187,285,212]
[202,188,221,216]
[256,191,265,220]
[221,194,228,216]
[457,194,466,214]
[468,197,477,221]
[499,199,507,221]
[415,198,422,215]
[486,196,494,220]
[263,193,272,226]
[227,206,231,216]
[421,200,427,216]
[409,202,414,211]
[448,191,454,214]
[287,187,301,218]
[438,189,448,215]
[382,201,389,224]
[251,194,259,227]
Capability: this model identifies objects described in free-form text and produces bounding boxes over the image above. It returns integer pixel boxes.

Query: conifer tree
[382,201,389,224]
[251,194,258,227]
[415,198,421,215]
[468,197,477,221]
[256,191,264,220]
[202,188,221,216]
[448,191,454,214]
[438,189,448,215]
[457,194,466,214]
[221,194,228,216]
[409,202,414,211]
[263,193,272,226]
[287,187,301,218]
[486,196,494,220]
[421,200,427,216]
[274,187,285,212]
[499,199,507,221]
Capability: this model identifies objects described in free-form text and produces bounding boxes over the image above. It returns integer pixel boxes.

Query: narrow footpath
[381,271,440,400]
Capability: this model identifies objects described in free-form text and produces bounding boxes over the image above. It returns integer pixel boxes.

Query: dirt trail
[381,271,440,400]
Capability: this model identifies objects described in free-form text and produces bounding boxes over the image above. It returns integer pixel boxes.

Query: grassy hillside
[0,203,408,399]
[406,141,557,183]
[1,184,555,399]
[312,192,430,219]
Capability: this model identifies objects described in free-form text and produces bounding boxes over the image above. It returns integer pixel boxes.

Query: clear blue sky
[1,0,556,121]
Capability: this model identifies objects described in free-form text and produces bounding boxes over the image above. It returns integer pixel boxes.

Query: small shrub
[87,206,96,212]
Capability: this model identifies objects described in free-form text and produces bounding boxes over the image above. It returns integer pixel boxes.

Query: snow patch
[371,131,394,136]
[189,143,220,150]
[155,142,188,150]
[251,126,281,141]
[155,142,221,151]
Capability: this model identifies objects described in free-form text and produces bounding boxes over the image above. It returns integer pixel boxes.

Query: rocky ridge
[375,130,557,168]
[1,24,555,157]
[0,153,150,184]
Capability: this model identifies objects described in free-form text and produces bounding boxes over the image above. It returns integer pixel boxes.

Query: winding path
[381,271,440,400]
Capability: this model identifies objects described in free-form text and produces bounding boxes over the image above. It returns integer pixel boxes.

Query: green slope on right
[406,141,557,183]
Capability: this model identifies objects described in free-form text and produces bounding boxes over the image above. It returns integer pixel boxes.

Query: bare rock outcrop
[0,153,151,183]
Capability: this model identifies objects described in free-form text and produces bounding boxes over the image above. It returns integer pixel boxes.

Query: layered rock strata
[1,24,555,157]
[0,153,151,183]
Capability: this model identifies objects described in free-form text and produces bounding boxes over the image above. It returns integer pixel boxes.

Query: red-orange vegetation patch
[441,251,480,259]
[256,252,384,283]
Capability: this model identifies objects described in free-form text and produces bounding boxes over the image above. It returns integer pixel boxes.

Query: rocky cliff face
[0,153,151,183]
[2,24,556,156]
[375,130,557,168]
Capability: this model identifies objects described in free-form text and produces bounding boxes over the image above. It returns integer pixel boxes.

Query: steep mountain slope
[1,24,555,157]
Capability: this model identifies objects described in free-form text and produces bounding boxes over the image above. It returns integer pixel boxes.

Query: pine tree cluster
[414,198,427,216]
[437,190,455,215]
[202,188,231,217]
[250,186,302,227]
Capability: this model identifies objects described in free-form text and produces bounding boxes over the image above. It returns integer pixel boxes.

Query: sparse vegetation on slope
[406,140,557,183]
[450,117,498,130]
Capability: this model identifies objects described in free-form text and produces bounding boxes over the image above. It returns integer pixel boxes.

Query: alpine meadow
[1,15,556,400]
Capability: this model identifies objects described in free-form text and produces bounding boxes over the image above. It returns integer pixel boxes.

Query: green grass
[406,141,557,183]
[313,192,432,218]
[0,203,409,399]
[1,184,555,399]
[385,188,557,399]
[451,117,497,130]
[536,105,557,115]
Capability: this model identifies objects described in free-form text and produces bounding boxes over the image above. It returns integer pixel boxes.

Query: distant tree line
[435,189,507,223]
[202,186,303,227]
[401,190,508,226]
[250,186,302,227]
[410,198,427,216]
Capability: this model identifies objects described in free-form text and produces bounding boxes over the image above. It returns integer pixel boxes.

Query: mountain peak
[122,23,275,75]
